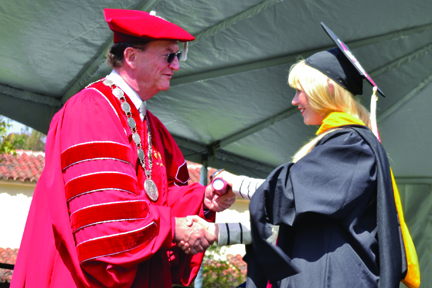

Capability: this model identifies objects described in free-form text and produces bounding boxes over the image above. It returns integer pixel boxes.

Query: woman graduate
[212,23,420,288]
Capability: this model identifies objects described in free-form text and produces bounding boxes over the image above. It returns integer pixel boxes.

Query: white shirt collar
[107,70,143,112]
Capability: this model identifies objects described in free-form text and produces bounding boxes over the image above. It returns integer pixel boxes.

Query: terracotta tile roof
[0,152,214,185]
[0,248,17,283]
[0,150,45,183]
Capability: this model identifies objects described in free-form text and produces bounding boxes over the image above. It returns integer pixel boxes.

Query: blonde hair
[289,60,371,162]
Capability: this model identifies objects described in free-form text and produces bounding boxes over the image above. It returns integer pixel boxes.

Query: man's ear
[123,47,137,69]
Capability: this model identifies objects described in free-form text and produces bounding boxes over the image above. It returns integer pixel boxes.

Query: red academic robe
[11,80,212,288]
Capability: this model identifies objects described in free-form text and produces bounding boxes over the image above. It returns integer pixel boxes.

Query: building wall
[0,180,34,249]
[0,180,34,197]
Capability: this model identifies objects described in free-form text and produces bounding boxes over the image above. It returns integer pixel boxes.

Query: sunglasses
[166,51,182,64]
[133,47,182,64]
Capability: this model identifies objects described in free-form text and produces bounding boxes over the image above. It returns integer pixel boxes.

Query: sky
[9,121,27,134]
[2,116,28,134]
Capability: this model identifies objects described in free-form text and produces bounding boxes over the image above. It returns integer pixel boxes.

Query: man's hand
[174,216,217,255]
[204,182,236,212]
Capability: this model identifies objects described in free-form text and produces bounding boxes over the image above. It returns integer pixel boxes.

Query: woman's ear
[327,79,335,96]
[123,47,137,69]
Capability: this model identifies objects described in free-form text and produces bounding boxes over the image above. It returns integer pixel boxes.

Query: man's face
[135,40,180,100]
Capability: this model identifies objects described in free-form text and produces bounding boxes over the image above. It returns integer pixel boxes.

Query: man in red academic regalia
[11,9,235,288]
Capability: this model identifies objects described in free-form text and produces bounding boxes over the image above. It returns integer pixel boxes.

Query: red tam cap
[104,8,195,43]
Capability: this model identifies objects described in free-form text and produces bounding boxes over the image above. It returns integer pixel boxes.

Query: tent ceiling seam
[172,135,209,154]
[378,73,432,123]
[0,84,61,107]
[61,43,111,103]
[172,22,432,87]
[172,135,275,174]
[218,106,299,148]
[61,0,162,103]
[344,22,432,50]
[171,48,321,87]
[211,148,276,175]
[191,0,284,46]
[370,42,432,79]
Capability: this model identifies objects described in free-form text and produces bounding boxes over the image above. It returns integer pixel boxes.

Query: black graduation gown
[245,126,404,288]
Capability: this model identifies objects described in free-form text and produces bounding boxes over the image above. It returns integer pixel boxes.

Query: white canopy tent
[1,1,430,286]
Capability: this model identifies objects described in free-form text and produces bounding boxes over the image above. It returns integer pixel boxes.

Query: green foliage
[200,244,246,288]
[0,116,46,154]
[10,129,46,151]
[0,116,24,155]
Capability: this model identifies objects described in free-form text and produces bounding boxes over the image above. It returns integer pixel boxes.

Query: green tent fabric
[0,1,430,286]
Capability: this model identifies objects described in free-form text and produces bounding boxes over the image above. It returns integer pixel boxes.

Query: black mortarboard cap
[305,22,385,97]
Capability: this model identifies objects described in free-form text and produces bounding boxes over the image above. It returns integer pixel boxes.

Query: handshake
[173,171,239,255]
[174,215,218,255]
